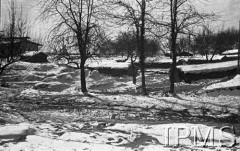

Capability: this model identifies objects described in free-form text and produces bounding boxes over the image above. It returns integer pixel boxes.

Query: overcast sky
[1,0,240,38]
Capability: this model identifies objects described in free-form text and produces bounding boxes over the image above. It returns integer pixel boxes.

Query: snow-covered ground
[3,123,239,151]
[1,60,240,150]
[1,61,239,108]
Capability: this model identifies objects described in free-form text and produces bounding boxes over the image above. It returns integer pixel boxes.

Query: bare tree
[193,24,217,62]
[40,0,104,93]
[106,0,158,95]
[139,0,147,95]
[0,0,29,75]
[50,35,81,68]
[114,31,138,84]
[155,0,215,94]
[15,4,29,37]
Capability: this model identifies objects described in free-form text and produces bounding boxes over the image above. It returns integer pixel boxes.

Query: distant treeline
[96,32,160,57]
[98,27,240,58]
[177,27,239,56]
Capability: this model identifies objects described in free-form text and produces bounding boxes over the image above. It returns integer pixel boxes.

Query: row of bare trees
[193,27,239,61]
[175,26,239,63]
[39,0,215,95]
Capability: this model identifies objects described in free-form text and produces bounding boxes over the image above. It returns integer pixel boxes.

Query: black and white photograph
[0,0,240,150]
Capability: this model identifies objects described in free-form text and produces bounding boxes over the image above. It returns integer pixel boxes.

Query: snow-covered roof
[222,49,239,55]
[178,60,238,74]
[86,60,131,69]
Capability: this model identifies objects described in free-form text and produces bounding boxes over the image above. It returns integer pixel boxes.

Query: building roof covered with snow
[222,49,239,55]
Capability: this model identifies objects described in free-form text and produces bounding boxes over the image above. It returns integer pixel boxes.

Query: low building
[177,51,193,57]
[0,37,42,59]
[164,51,171,58]
[221,49,239,61]
[221,49,239,55]
[20,52,48,63]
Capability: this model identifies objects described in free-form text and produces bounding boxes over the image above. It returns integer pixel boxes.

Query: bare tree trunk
[80,58,87,93]
[169,0,177,94]
[78,35,88,93]
[140,0,147,95]
[205,50,209,62]
[210,49,217,61]
[131,54,136,84]
[170,36,177,94]
[0,69,4,75]
[126,53,130,60]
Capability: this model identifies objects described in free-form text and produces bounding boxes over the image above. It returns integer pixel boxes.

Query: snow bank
[43,73,75,84]
[178,60,238,74]
[203,75,240,96]
[34,64,56,72]
[0,123,36,142]
[89,70,101,81]
[56,73,74,84]
[46,66,73,76]
[146,57,172,63]
[205,75,240,91]
[42,76,58,82]
[10,62,58,73]
[33,82,71,92]
[87,60,131,69]
[20,88,61,96]
[23,74,44,81]
[85,69,90,77]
